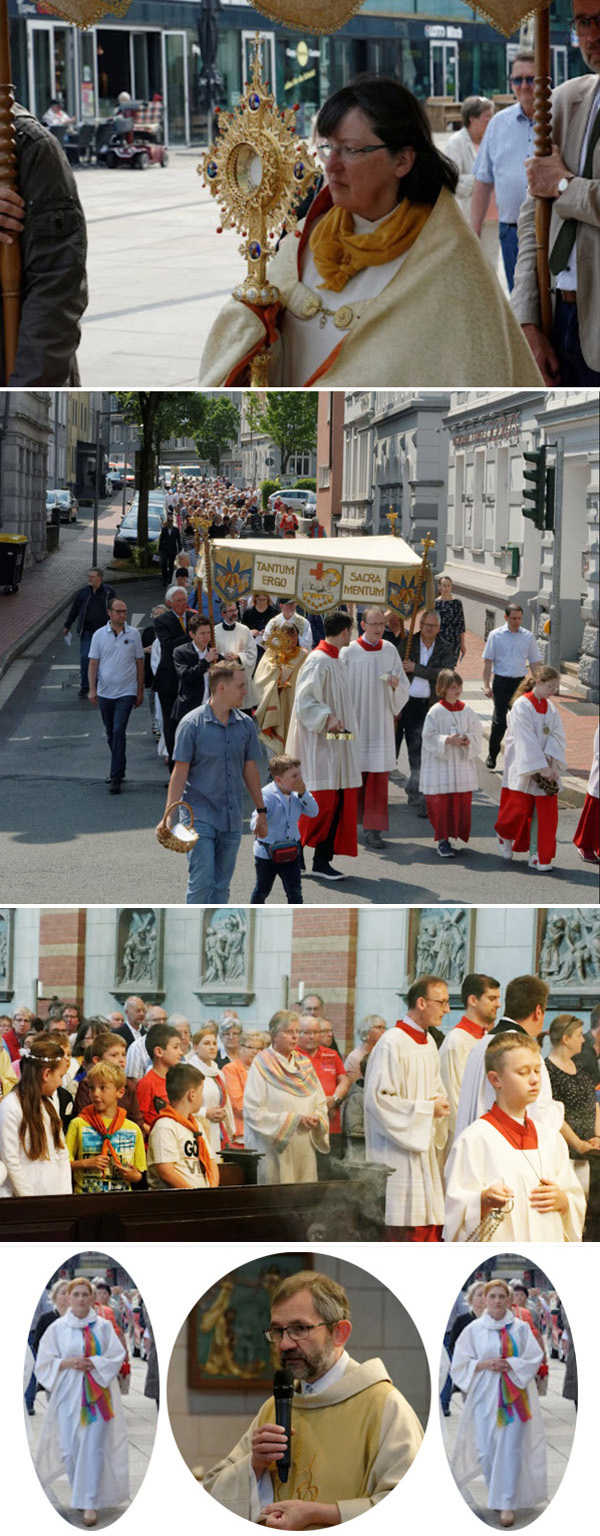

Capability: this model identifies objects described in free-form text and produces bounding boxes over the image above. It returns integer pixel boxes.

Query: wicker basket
[156,800,199,853]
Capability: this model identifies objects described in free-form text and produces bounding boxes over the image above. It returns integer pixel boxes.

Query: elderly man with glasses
[470,52,536,290]
[512,0,600,385]
[203,1270,423,1528]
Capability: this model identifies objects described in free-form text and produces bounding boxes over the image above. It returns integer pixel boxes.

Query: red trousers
[298,788,358,857]
[385,1225,443,1243]
[495,787,558,864]
[425,791,472,842]
[573,793,599,858]
[358,771,389,830]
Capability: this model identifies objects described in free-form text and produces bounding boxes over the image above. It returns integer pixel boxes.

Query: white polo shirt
[89,621,144,698]
[482,623,542,678]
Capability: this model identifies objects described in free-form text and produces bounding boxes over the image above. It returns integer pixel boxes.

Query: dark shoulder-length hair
[316,75,459,205]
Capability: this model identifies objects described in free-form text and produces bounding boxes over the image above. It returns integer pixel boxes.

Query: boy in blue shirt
[250,754,318,904]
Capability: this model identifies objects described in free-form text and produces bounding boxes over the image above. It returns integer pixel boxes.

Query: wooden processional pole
[403,533,435,662]
[0,0,21,380]
[534,7,554,340]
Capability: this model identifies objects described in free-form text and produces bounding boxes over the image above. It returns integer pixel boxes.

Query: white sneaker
[529,854,553,871]
[497,836,513,860]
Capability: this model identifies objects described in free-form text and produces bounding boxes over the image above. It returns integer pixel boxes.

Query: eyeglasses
[316,141,387,163]
[573,10,600,28]
[264,1322,329,1344]
[510,74,535,85]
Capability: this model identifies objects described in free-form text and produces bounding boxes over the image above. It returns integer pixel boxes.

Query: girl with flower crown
[0,1036,71,1196]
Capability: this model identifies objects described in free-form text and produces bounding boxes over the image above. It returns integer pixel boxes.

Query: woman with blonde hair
[35,1276,129,1527]
[494,665,567,871]
[189,1024,236,1156]
[450,1278,547,1527]
[242,1009,329,1183]
[0,1037,71,1196]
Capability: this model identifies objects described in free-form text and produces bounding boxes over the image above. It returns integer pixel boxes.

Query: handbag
[268,840,300,865]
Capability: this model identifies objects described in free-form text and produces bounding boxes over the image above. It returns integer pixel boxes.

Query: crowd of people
[443,1272,575,1526]
[61,485,599,903]
[1,980,598,1242]
[25,1270,156,1526]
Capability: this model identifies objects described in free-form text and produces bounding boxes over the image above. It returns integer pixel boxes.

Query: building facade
[239,396,316,489]
[339,391,451,549]
[316,391,345,533]
[9,0,582,146]
[0,391,50,564]
[443,389,599,694]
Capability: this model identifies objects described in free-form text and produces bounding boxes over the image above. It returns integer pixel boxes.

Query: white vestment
[243,1047,329,1184]
[35,1310,129,1511]
[187,1056,236,1156]
[286,649,362,791]
[203,1353,423,1524]
[364,1023,448,1226]
[341,640,409,772]
[419,702,483,794]
[587,725,599,797]
[0,1091,72,1197]
[450,1311,547,1511]
[444,1112,585,1241]
[438,1023,485,1149]
[501,695,567,794]
[214,621,258,709]
[454,1027,564,1140]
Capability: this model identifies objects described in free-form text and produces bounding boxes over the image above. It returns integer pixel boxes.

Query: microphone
[273,1368,294,1483]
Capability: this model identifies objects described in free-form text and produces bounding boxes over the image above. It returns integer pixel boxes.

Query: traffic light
[522,447,546,530]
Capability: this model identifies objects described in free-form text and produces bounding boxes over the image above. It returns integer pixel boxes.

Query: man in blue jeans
[470,52,535,290]
[62,567,114,697]
[160,659,267,904]
[88,595,145,794]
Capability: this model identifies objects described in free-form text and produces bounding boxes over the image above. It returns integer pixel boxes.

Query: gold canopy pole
[534,7,554,339]
[0,0,22,381]
[194,509,215,644]
[403,533,435,662]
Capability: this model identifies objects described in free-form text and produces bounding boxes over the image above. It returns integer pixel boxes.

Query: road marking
[9,736,31,741]
[40,685,63,690]
[42,733,91,740]
[50,664,80,670]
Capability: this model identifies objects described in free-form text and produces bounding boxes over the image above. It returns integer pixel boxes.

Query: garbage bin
[0,533,27,592]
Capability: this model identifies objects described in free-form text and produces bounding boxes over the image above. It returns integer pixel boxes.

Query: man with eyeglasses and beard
[512,0,600,385]
[203,1271,423,1529]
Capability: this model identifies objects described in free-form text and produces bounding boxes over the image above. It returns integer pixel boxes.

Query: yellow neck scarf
[309,199,432,293]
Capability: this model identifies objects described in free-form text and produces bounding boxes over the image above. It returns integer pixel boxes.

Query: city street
[441,1353,576,1527]
[74,143,505,387]
[26,1350,157,1528]
[0,552,595,904]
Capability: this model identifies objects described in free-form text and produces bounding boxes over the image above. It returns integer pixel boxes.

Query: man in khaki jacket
[511,0,600,384]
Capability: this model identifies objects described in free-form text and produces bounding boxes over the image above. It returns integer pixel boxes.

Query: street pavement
[441,1353,575,1527]
[0,544,596,903]
[74,140,506,387]
[25,1350,157,1528]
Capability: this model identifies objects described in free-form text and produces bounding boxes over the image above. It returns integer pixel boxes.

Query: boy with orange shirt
[136,1022,183,1135]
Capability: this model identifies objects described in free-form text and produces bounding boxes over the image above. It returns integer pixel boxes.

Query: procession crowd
[62,477,599,904]
[1,978,598,1244]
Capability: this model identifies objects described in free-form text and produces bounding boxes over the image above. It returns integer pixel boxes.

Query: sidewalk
[0,497,134,681]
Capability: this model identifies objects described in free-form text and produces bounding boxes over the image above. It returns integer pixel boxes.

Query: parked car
[47,488,78,523]
[106,470,124,493]
[267,489,317,516]
[113,507,165,559]
[127,490,167,519]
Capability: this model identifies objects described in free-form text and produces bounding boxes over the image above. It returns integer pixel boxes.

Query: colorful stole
[255,1049,321,1099]
[482,1102,538,1150]
[154,1105,219,1186]
[80,1325,115,1427]
[309,199,432,292]
[78,1105,129,1171]
[496,1326,532,1428]
[395,1021,428,1046]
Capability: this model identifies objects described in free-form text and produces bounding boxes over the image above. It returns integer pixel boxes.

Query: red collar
[524,691,548,714]
[482,1102,538,1149]
[396,1020,429,1045]
[357,637,383,652]
[440,698,464,712]
[316,639,340,659]
[455,1016,486,1040]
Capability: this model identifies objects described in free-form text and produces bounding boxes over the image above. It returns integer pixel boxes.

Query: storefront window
[96,28,131,116]
[80,31,96,119]
[278,36,321,132]
[217,30,242,109]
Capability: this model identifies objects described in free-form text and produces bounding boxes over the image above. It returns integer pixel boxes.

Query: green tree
[192,397,241,473]
[116,393,210,557]
[243,391,318,473]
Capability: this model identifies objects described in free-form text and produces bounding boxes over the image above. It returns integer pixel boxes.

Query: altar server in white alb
[444,1033,585,1243]
[450,1279,547,1527]
[342,606,409,849]
[438,972,500,1152]
[286,610,362,881]
[419,669,483,859]
[494,666,567,871]
[454,974,564,1142]
[35,1276,129,1528]
[573,723,599,864]
[364,975,450,1240]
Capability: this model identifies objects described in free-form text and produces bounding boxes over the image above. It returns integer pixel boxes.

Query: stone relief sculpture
[0,909,13,997]
[414,908,469,987]
[116,909,161,990]
[539,909,600,987]
[199,910,254,1004]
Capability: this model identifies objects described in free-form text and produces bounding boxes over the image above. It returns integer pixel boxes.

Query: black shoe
[312,862,345,881]
[416,802,429,819]
[109,778,122,795]
[106,774,126,783]
[486,754,497,769]
[364,830,385,849]
[437,840,457,858]
[78,688,89,698]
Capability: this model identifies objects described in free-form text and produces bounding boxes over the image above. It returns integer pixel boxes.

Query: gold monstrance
[198,35,319,384]
[192,507,215,643]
